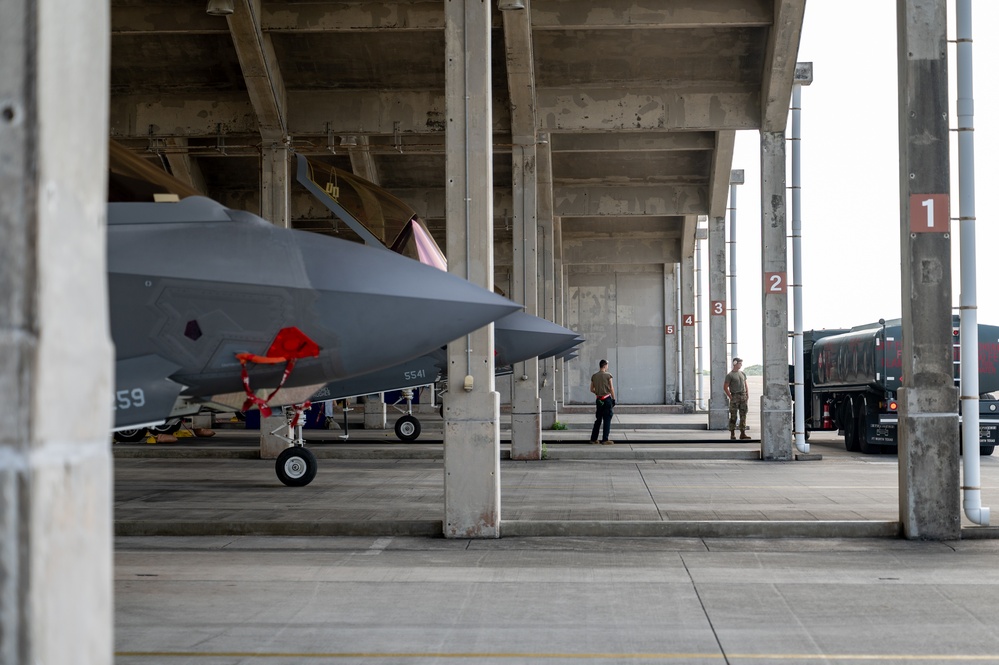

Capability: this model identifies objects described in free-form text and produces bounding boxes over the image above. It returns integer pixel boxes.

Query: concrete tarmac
[114,404,999,663]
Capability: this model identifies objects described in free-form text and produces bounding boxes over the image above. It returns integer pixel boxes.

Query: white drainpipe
[791,63,812,454]
[956,0,988,525]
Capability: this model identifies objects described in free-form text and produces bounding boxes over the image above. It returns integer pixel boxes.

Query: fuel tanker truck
[797,317,999,455]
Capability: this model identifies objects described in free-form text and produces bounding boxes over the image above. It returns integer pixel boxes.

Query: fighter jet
[296,155,581,440]
[107,142,520,485]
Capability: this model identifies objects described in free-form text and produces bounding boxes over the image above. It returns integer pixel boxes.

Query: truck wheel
[856,397,879,455]
[842,399,860,452]
[981,446,995,457]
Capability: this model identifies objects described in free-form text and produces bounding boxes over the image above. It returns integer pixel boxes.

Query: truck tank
[811,319,999,395]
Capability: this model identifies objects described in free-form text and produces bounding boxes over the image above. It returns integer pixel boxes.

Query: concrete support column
[363,394,387,430]
[680,254,697,412]
[896,0,959,539]
[663,266,679,404]
[510,143,542,460]
[707,216,729,429]
[260,142,290,228]
[260,412,290,458]
[760,131,793,460]
[0,1,113,661]
[538,139,558,428]
[444,0,500,538]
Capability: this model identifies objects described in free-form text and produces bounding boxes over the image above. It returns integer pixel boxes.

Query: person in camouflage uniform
[724,357,751,440]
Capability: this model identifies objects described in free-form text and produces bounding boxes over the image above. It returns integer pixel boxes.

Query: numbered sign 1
[665,325,675,335]
[710,301,725,316]
[765,272,787,294]
[909,194,949,233]
[682,314,694,327]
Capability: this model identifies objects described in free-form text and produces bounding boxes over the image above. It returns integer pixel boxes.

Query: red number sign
[910,194,949,233]
[682,314,694,326]
[711,301,725,315]
[665,325,675,335]
[765,272,787,294]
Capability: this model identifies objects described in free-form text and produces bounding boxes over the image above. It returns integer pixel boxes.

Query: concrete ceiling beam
[555,183,708,217]
[227,0,287,140]
[551,132,714,153]
[761,0,806,132]
[530,0,772,29]
[502,0,537,144]
[707,130,736,220]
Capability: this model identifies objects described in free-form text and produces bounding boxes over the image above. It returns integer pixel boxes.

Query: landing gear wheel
[857,396,878,455]
[394,414,422,442]
[150,419,182,435]
[842,399,860,452]
[275,446,318,487]
[113,428,147,443]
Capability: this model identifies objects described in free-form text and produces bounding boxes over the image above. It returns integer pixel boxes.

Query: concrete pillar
[663,266,679,404]
[444,0,500,538]
[260,142,290,228]
[896,0,960,539]
[680,254,697,412]
[707,216,729,429]
[260,412,290,458]
[510,143,542,459]
[363,394,387,430]
[538,139,558,429]
[258,142,292,458]
[760,131,793,460]
[0,1,113,661]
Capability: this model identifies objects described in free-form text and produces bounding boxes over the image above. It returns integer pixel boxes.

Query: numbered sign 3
[765,272,787,294]
[910,194,949,233]
[710,301,725,316]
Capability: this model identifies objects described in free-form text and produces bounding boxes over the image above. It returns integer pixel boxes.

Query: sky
[715,1,999,367]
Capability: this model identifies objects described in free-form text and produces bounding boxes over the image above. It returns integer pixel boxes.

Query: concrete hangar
[4,1,980,662]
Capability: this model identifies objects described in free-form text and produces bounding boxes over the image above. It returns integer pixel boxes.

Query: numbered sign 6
[765,272,787,294]
[909,194,949,233]
[710,301,725,316]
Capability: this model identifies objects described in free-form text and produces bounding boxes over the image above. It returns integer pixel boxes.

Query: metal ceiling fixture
[206,0,234,16]
[498,0,526,10]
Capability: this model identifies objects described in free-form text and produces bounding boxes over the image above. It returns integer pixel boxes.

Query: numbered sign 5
[765,272,787,294]
[710,301,725,316]
[909,194,949,233]
[665,325,675,335]
[682,314,694,327]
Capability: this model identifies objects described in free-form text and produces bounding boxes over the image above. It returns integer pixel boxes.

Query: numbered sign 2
[710,301,725,316]
[682,314,694,327]
[765,272,787,294]
[910,194,949,233]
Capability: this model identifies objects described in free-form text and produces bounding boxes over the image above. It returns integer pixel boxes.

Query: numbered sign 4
[910,194,949,233]
[682,314,694,326]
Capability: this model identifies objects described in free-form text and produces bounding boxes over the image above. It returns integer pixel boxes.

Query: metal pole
[695,223,705,410]
[728,170,744,362]
[791,63,812,455]
[956,0,988,525]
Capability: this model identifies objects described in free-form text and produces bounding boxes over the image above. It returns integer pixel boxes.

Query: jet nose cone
[494,312,580,366]
[300,236,519,376]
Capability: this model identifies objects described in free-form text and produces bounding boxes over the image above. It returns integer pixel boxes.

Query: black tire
[395,414,422,442]
[150,419,182,435]
[275,447,318,487]
[842,398,860,452]
[113,428,148,443]
[981,446,995,457]
[856,396,879,455]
